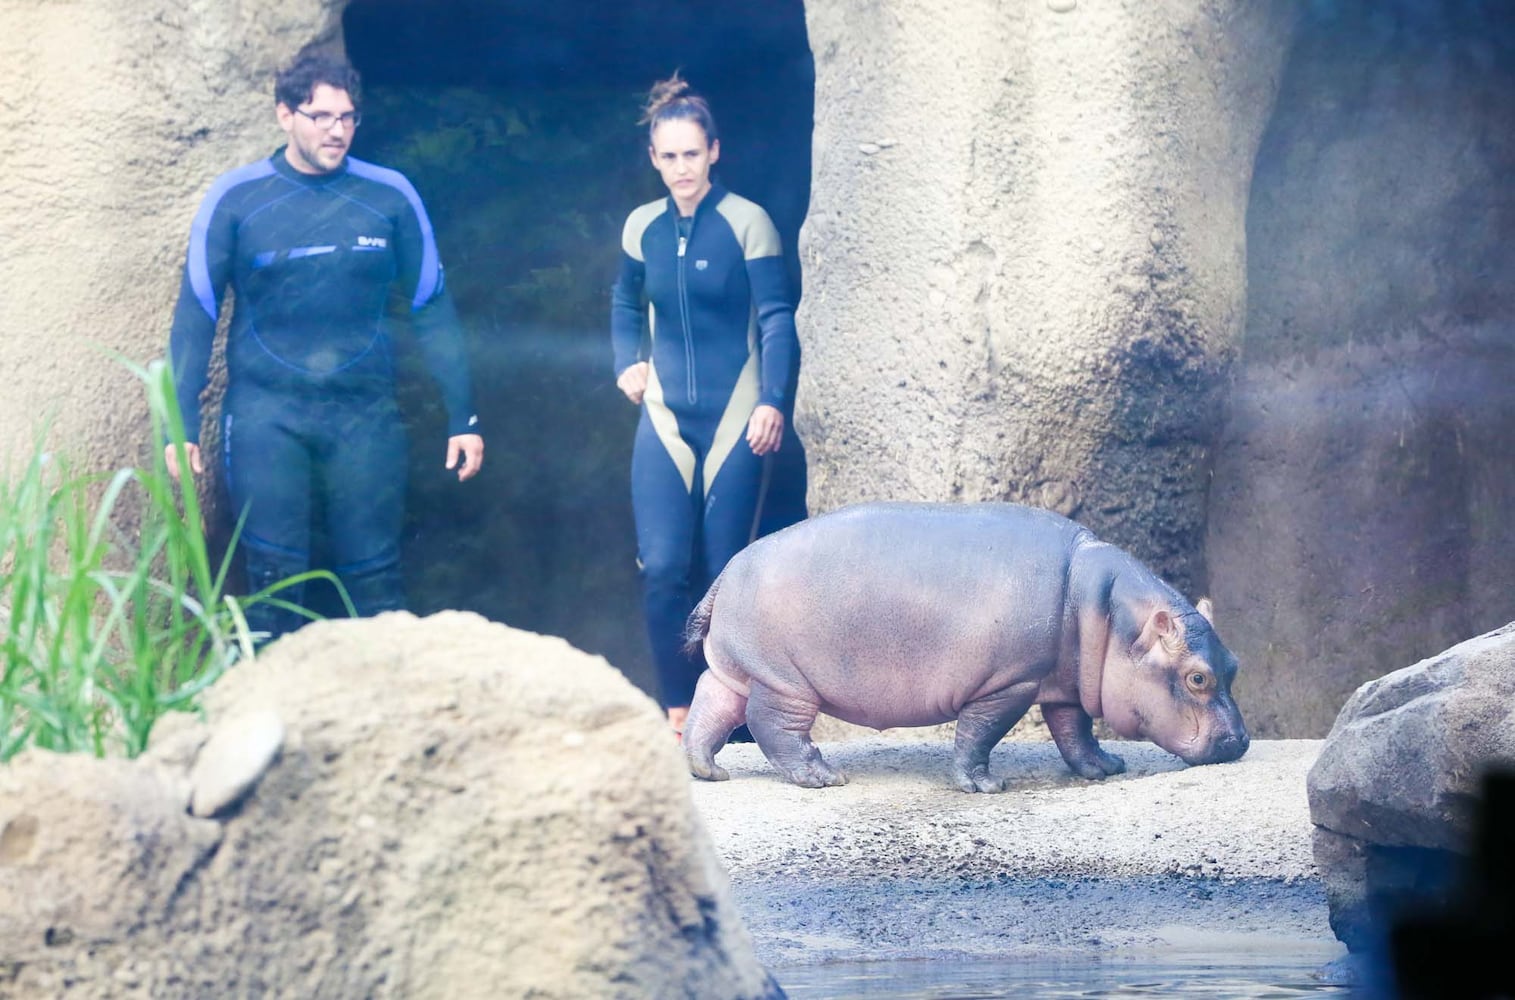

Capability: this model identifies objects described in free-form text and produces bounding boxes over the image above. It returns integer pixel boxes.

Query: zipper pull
[678,236,687,258]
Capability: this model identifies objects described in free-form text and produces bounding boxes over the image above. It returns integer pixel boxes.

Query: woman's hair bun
[640,71,718,141]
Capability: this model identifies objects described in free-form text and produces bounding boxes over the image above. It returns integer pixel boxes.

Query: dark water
[775,953,1349,999]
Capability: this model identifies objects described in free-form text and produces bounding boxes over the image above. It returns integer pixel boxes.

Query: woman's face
[649,118,720,210]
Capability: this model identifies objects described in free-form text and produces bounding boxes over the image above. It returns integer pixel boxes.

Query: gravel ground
[689,738,1342,969]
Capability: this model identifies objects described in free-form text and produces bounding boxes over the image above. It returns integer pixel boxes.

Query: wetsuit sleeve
[610,218,648,378]
[393,184,480,438]
[741,211,800,414]
[166,187,235,444]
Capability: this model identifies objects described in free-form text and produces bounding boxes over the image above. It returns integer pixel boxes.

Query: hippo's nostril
[1219,730,1250,761]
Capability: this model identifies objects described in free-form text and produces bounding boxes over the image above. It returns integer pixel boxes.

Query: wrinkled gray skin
[682,502,1250,792]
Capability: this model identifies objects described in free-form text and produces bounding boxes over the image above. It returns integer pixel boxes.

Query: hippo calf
[682,501,1249,792]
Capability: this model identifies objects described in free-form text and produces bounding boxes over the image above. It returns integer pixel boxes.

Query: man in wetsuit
[165,49,483,641]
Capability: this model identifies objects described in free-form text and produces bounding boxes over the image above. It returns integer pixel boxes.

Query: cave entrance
[339,0,814,696]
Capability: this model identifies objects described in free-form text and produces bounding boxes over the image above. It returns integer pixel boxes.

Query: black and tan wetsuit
[611,181,804,708]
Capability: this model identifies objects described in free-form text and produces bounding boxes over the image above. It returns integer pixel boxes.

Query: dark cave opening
[337,0,815,696]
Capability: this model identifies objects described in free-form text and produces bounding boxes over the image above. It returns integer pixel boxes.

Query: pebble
[188,710,285,818]
[1047,0,1077,11]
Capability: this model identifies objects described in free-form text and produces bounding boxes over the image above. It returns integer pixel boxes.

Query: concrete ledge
[690,738,1341,968]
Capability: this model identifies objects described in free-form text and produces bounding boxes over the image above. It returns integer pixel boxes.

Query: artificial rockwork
[797,0,1298,598]
[0,0,345,473]
[1306,623,1515,953]
[0,613,779,1000]
[1208,0,1515,737]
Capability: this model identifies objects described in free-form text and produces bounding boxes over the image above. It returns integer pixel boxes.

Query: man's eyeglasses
[295,108,361,131]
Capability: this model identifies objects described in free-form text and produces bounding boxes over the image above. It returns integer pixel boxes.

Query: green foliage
[0,362,346,762]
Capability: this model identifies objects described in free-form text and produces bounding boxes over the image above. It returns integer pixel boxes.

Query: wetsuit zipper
[677,223,697,406]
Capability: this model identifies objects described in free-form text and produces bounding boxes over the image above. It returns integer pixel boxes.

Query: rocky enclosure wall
[0,1,344,474]
[798,0,1298,598]
[1208,0,1515,736]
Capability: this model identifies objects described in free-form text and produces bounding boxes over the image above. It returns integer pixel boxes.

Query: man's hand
[447,433,484,481]
[617,362,649,405]
[164,442,203,482]
[746,405,784,456]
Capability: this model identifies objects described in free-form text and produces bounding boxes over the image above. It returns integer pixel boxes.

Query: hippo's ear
[1151,609,1184,653]
[1196,598,1215,625]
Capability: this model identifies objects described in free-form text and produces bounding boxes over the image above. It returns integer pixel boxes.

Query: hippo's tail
[683,571,726,657]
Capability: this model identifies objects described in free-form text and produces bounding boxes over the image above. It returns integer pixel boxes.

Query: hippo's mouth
[1175,725,1250,766]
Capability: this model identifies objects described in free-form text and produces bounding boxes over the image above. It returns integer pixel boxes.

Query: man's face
[276,83,357,175]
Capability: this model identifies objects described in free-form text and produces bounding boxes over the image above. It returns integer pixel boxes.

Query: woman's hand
[746,404,784,456]
[617,362,650,404]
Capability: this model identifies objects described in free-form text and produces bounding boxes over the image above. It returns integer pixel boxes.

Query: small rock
[1047,0,1077,11]
[858,142,881,155]
[188,710,285,818]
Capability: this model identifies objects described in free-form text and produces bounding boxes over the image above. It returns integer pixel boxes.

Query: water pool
[775,950,1352,999]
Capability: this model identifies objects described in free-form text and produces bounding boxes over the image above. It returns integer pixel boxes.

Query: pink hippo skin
[681,502,1250,792]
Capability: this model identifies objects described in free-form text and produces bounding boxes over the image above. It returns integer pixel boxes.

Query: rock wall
[1208,0,1515,736]
[0,613,779,999]
[0,0,344,474]
[798,0,1298,597]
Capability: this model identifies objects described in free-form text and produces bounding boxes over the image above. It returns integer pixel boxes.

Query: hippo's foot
[1043,702,1127,781]
[744,684,846,788]
[952,681,1039,794]
[688,754,730,782]
[1093,747,1126,776]
[1063,748,1126,781]
[953,764,1009,794]
[777,755,848,789]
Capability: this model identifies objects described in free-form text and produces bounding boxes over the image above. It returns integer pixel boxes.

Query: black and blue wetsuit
[611,181,805,708]
[168,147,478,639]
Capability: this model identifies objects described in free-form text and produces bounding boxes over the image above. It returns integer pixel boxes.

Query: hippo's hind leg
[953,681,1040,793]
[684,670,749,782]
[1043,702,1126,779]
[746,683,847,789]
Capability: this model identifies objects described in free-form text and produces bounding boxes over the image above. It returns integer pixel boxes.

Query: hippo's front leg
[1042,702,1126,779]
[746,682,847,788]
[953,681,1039,793]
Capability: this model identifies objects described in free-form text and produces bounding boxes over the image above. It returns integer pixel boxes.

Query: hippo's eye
[1186,671,1211,692]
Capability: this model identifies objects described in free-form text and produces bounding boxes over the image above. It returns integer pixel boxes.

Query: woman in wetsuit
[611,75,803,737]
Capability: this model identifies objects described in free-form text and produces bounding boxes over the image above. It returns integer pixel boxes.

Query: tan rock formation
[0,612,778,999]
[798,0,1298,596]
[0,0,343,474]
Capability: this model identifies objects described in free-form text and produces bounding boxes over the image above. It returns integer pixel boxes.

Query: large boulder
[798,0,1298,597]
[0,612,779,999]
[1306,622,1515,952]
